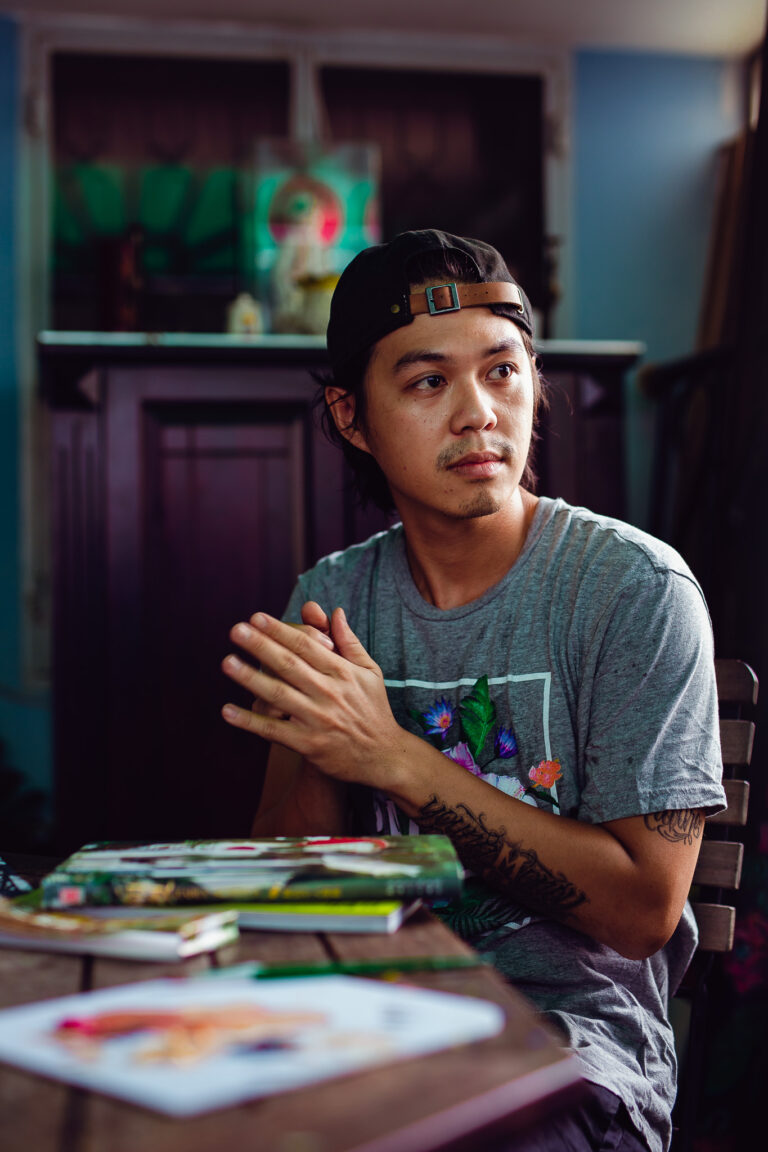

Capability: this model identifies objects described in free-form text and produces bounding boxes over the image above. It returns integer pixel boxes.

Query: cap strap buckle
[425,283,460,315]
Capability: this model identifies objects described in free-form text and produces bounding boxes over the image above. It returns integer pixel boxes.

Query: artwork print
[251,139,380,333]
[0,976,504,1115]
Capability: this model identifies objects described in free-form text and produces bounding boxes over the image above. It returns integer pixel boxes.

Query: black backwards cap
[326,229,534,376]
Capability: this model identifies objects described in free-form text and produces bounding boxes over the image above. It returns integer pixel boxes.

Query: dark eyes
[412,362,519,392]
[412,374,445,392]
[488,362,518,380]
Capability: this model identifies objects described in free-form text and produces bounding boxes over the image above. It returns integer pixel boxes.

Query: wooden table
[0,857,583,1152]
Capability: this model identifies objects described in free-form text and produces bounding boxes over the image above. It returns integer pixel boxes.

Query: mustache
[436,438,514,469]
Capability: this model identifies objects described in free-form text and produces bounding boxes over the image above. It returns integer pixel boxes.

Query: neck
[399,488,539,609]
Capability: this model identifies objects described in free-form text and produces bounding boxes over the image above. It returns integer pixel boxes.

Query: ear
[324,386,372,455]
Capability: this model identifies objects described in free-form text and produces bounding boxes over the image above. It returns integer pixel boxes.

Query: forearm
[252,747,350,837]
[382,731,689,959]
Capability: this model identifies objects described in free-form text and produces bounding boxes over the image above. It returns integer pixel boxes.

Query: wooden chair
[670,657,759,1152]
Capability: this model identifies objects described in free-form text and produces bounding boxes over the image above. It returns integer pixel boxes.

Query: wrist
[372,729,445,812]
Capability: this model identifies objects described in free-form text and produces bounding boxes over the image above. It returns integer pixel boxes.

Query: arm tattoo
[417,795,588,920]
[643,809,704,845]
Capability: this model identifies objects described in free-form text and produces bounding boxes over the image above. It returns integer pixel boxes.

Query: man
[221,230,725,1152]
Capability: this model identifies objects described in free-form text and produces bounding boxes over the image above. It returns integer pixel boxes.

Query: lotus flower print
[422,697,455,740]
[494,727,518,758]
[443,742,483,775]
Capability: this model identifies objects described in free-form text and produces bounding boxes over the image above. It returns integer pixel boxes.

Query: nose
[449,376,498,435]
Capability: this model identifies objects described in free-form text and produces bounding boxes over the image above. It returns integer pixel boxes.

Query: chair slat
[720,718,755,766]
[673,660,757,1152]
[693,840,743,888]
[708,779,749,826]
[690,901,736,953]
[715,658,759,706]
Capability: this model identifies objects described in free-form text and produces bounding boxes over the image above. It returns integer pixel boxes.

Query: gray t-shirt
[283,496,725,1152]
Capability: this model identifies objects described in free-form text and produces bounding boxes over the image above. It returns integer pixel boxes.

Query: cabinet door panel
[148,405,307,623]
[133,405,307,839]
[101,375,337,842]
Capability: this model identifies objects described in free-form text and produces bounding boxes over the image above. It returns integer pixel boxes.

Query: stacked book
[0,897,240,961]
[0,836,464,960]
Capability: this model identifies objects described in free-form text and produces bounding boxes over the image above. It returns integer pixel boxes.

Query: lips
[447,452,505,480]
[448,452,502,468]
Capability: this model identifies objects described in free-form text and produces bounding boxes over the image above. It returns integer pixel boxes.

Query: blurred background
[0,3,767,1144]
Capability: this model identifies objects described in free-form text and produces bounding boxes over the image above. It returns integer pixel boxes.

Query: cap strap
[409,281,525,316]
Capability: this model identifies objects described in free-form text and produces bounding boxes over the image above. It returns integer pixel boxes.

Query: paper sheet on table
[0,975,505,1116]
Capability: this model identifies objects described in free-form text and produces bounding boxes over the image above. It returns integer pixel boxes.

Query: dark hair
[316,248,548,512]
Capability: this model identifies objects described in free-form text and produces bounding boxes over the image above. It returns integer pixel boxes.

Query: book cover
[40,836,464,909]
[0,975,504,1115]
[227,898,422,933]
[0,897,239,961]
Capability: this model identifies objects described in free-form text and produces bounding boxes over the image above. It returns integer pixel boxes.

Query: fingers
[329,607,379,670]
[251,696,289,721]
[300,601,332,636]
[221,652,307,720]
[246,619,333,719]
[232,616,338,679]
[221,616,338,721]
[253,612,334,653]
[223,609,377,699]
[221,609,382,755]
[221,700,301,749]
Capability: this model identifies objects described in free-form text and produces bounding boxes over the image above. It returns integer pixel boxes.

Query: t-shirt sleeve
[577,568,725,823]
[280,566,336,625]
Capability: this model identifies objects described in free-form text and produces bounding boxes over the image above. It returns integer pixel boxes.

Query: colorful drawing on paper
[0,977,504,1115]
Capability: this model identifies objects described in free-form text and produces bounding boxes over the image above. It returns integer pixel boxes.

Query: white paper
[0,975,505,1115]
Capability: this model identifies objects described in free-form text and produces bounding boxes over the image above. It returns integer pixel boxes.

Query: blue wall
[573,51,742,524]
[0,15,52,831]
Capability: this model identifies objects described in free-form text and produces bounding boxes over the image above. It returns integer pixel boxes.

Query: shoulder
[308,522,401,580]
[293,522,402,605]
[536,497,703,590]
[530,499,714,659]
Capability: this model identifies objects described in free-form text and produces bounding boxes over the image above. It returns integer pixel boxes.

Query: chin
[454,491,503,519]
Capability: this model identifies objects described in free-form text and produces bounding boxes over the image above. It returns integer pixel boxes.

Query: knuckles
[267,678,290,709]
[290,629,316,659]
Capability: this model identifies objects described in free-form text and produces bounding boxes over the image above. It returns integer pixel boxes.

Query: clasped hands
[221,601,405,788]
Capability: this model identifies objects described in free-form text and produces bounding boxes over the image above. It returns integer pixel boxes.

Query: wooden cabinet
[40,335,641,850]
[534,339,642,521]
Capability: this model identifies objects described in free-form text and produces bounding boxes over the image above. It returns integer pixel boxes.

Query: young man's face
[330,304,535,526]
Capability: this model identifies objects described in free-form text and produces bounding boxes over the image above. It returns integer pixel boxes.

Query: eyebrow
[392,337,526,373]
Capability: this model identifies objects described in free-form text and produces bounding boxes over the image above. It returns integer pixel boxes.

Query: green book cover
[40,836,464,909]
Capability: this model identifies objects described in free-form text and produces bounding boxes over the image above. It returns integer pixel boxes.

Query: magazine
[0,975,504,1115]
[40,836,464,909]
[0,897,239,961]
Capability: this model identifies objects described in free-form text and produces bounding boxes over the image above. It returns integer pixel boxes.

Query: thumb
[330,607,377,668]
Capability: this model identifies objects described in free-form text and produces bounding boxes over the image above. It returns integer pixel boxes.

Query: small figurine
[226,292,264,335]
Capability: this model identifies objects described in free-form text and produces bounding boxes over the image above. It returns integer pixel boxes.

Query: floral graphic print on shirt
[370,673,563,938]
